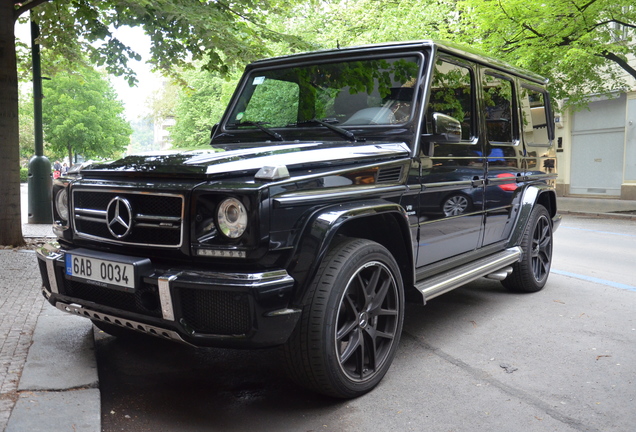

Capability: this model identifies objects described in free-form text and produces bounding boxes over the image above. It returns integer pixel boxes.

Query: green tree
[18,87,35,165]
[42,66,131,163]
[170,69,238,148]
[1,0,307,246]
[450,0,636,108]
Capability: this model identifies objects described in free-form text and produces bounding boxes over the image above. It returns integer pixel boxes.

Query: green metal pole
[27,16,52,224]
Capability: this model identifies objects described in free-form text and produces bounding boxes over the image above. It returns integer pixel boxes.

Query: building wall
[555,51,636,200]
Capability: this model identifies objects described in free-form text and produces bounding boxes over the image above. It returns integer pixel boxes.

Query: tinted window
[483,73,515,144]
[520,85,551,146]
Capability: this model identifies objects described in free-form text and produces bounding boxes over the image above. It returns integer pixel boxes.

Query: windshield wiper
[297,119,364,142]
[230,121,285,141]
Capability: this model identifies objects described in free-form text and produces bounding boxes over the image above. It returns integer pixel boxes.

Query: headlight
[217,198,247,238]
[55,188,69,221]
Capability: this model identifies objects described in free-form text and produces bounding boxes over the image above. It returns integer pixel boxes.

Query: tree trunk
[67,144,73,166]
[0,0,25,246]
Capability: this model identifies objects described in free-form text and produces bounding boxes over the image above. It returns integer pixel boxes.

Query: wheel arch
[288,199,415,306]
[507,184,558,248]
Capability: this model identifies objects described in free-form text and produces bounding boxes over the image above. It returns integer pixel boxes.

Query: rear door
[480,71,524,246]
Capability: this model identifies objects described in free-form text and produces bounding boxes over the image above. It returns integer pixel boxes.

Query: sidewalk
[1,183,100,432]
[558,196,636,219]
[1,190,635,432]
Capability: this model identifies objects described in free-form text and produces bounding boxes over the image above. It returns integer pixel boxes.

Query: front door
[416,56,485,267]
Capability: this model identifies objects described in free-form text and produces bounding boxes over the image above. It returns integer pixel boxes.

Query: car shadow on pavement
[95,329,346,431]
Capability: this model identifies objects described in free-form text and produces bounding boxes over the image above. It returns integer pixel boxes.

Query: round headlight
[55,188,69,221]
[217,198,247,239]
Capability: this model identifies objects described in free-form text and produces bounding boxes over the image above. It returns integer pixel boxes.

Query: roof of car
[249,40,547,85]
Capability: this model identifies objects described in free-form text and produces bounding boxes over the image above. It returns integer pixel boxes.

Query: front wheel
[283,238,404,398]
[502,204,553,293]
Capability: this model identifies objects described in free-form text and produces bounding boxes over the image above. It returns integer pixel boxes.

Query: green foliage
[450,0,636,109]
[20,168,28,183]
[42,66,132,162]
[170,69,238,148]
[18,88,35,164]
[28,0,311,85]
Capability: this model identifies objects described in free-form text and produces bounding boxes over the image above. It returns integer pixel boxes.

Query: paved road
[96,214,636,432]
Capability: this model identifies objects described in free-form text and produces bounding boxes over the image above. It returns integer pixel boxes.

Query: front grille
[72,189,184,247]
[61,279,163,318]
[178,288,251,335]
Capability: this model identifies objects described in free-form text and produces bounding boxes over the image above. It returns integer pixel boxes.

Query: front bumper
[36,245,300,348]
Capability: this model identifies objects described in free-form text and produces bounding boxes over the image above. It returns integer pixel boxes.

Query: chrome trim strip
[265,308,302,317]
[274,185,407,206]
[136,214,181,222]
[416,247,522,302]
[135,223,181,230]
[158,275,177,321]
[55,302,193,346]
[175,269,294,288]
[75,215,107,223]
[75,208,107,217]
[45,253,61,294]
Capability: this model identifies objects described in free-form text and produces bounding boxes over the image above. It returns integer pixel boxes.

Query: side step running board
[415,247,522,303]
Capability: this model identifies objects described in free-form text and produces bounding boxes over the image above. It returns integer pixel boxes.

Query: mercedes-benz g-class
[37,40,560,398]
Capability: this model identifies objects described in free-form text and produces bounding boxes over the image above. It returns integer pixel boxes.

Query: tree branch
[13,0,50,21]
[599,50,636,80]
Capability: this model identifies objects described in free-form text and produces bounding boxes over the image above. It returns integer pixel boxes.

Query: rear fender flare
[507,185,558,248]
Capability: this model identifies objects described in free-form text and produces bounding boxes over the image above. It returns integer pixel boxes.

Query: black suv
[37,40,560,398]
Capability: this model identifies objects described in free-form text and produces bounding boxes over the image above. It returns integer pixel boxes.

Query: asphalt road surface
[96,214,636,432]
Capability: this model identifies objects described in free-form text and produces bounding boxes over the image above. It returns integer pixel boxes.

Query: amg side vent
[377,166,403,183]
[72,189,185,248]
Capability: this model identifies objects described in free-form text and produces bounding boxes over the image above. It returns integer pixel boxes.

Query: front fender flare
[288,199,414,305]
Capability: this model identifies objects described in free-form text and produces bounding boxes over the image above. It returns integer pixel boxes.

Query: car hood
[78,141,411,180]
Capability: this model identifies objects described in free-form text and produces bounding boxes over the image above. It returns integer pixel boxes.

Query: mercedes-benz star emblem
[106,197,133,239]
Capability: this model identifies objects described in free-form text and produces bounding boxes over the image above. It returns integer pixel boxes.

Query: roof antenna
[337,40,340,49]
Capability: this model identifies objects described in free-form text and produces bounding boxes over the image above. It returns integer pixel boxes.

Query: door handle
[471,176,484,187]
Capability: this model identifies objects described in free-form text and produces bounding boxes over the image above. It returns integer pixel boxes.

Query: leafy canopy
[42,66,132,162]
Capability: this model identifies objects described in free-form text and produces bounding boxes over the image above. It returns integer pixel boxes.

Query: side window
[483,73,515,144]
[520,85,551,146]
[428,59,473,141]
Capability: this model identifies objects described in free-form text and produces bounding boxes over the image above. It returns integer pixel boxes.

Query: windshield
[226,55,421,130]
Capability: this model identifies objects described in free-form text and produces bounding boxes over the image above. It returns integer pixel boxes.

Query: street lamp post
[27,17,52,224]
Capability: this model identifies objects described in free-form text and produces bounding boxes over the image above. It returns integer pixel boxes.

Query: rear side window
[520,85,552,146]
[483,73,516,144]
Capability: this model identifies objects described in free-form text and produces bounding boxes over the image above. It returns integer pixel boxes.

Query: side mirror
[432,113,461,143]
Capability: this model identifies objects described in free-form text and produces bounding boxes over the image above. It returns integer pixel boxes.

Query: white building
[555,35,636,200]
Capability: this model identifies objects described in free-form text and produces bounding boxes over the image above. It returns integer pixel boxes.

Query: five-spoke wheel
[283,238,404,398]
[502,204,553,292]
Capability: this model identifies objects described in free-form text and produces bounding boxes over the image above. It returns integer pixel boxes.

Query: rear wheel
[283,238,404,398]
[502,204,553,293]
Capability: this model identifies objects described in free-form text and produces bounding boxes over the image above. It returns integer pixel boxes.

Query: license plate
[65,253,135,290]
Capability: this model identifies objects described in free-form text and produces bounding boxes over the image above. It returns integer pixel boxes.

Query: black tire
[283,238,404,398]
[502,204,553,293]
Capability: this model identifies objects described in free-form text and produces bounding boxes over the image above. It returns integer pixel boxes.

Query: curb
[559,210,636,221]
